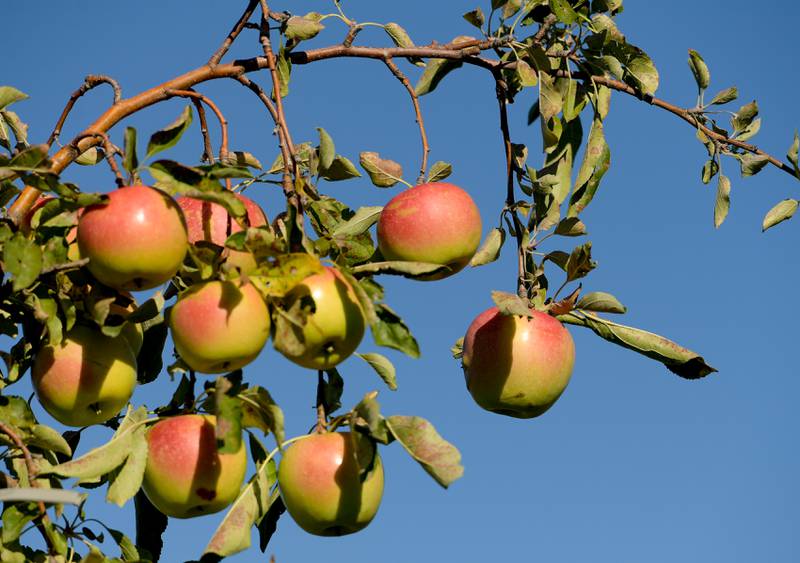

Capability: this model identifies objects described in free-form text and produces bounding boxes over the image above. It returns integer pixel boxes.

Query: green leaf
[385,416,463,488]
[549,0,578,23]
[107,527,140,561]
[3,232,42,291]
[29,424,72,456]
[371,304,420,359]
[565,242,596,282]
[0,396,35,432]
[503,0,523,19]
[576,291,626,314]
[221,151,263,170]
[516,60,538,88]
[491,290,530,317]
[74,146,104,166]
[214,374,243,455]
[687,49,710,91]
[731,100,758,133]
[623,46,659,95]
[708,86,738,106]
[317,127,335,170]
[106,426,147,507]
[737,118,761,142]
[554,217,587,237]
[123,127,138,174]
[360,152,403,188]
[351,261,450,278]
[714,174,731,228]
[470,227,505,267]
[319,155,361,181]
[204,457,279,557]
[738,153,769,177]
[355,353,398,391]
[463,8,485,28]
[331,206,383,237]
[538,72,563,121]
[701,159,718,184]
[384,23,424,66]
[145,105,193,159]
[0,87,28,110]
[569,118,610,216]
[762,199,798,232]
[238,386,285,445]
[559,311,716,379]
[415,59,463,96]
[250,252,323,298]
[276,50,291,98]
[427,161,453,182]
[1,110,29,147]
[350,392,391,444]
[45,408,150,480]
[147,159,215,193]
[134,490,168,563]
[1,504,36,543]
[284,15,324,40]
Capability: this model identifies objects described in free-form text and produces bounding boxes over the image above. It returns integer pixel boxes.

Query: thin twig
[208,0,260,65]
[47,75,122,147]
[188,97,214,163]
[165,89,229,162]
[493,72,527,299]
[532,14,557,45]
[71,132,125,187]
[384,58,429,184]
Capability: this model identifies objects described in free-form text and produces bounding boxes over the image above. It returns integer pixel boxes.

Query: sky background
[3,1,800,562]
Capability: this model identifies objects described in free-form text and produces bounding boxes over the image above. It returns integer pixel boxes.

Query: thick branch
[47,74,122,146]
[384,58,429,184]
[208,0,260,65]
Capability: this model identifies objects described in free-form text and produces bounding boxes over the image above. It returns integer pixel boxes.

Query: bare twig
[188,97,214,163]
[209,0,260,65]
[165,89,229,162]
[384,58,429,184]
[47,75,122,146]
[71,131,125,187]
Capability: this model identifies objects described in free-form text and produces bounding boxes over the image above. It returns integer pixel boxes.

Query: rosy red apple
[462,306,575,418]
[376,182,482,280]
[278,266,366,370]
[169,280,270,373]
[77,185,188,291]
[31,325,137,427]
[142,414,247,518]
[278,432,384,536]
[177,193,268,273]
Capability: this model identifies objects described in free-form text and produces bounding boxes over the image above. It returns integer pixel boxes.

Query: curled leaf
[360,152,404,188]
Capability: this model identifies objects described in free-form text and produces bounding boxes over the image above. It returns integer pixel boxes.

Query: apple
[77,185,188,291]
[278,432,384,536]
[278,266,366,370]
[169,280,270,373]
[142,414,247,518]
[177,193,268,273]
[462,306,575,418]
[31,325,137,427]
[376,182,482,280]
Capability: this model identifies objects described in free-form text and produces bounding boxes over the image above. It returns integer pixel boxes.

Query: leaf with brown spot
[386,415,463,488]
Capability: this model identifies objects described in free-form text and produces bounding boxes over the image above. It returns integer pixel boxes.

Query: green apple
[377,182,482,280]
[177,193,268,273]
[278,266,366,370]
[31,325,137,427]
[278,432,384,536]
[169,280,270,373]
[77,185,188,291]
[142,414,247,518]
[462,306,575,418]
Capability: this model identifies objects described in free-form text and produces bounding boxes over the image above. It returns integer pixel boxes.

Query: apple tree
[0,1,798,561]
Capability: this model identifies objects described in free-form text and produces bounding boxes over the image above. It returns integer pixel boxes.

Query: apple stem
[315,370,328,433]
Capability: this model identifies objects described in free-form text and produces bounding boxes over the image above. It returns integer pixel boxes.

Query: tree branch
[47,74,122,146]
[165,89,229,162]
[208,0,260,66]
[71,131,125,187]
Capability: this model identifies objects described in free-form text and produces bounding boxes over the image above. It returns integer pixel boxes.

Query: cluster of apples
[27,179,575,534]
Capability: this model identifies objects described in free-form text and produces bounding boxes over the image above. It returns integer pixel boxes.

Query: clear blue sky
[4,1,800,561]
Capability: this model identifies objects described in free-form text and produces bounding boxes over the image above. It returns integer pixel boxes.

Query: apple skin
[177,194,267,273]
[31,325,137,427]
[142,414,247,519]
[278,266,366,370]
[278,432,384,536]
[462,306,575,418]
[376,182,482,280]
[77,185,188,291]
[169,280,270,374]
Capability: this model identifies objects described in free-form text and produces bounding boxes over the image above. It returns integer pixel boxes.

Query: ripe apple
[278,432,384,536]
[169,280,270,373]
[462,306,575,418]
[177,193,268,273]
[278,266,366,370]
[142,414,247,518]
[376,182,482,280]
[31,325,137,427]
[77,185,188,291]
